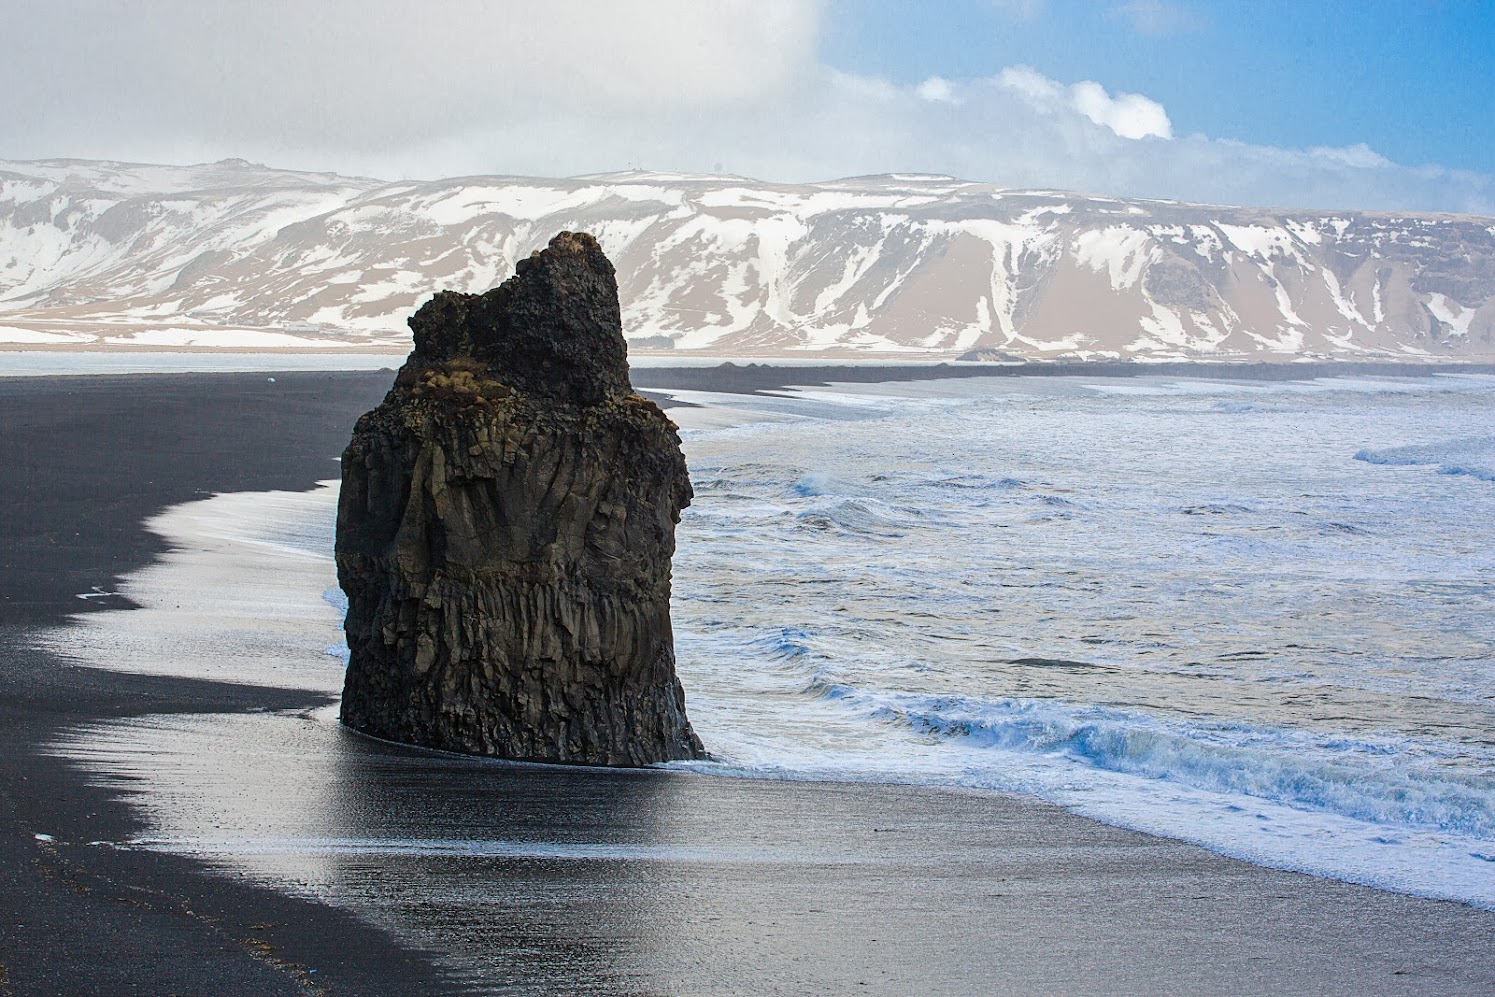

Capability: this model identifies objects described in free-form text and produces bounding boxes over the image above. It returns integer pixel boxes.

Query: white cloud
[1307,143,1394,170]
[916,77,957,103]
[2,0,824,151]
[404,67,1487,213]
[0,1,1489,213]
[1070,82,1172,140]
[994,65,1066,104]
[997,67,1172,140]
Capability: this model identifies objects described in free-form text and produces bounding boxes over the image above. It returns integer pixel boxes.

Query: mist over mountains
[3,158,1492,360]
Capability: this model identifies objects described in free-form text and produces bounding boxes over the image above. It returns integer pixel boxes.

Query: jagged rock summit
[336,232,704,765]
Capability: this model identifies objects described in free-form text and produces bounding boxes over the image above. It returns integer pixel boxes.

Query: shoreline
[3,372,1494,994]
[634,358,1495,389]
[5,345,1495,382]
[0,372,455,993]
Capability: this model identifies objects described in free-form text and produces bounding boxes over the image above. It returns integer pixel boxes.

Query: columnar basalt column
[335,232,704,765]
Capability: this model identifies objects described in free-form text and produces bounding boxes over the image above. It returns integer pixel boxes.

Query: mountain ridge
[3,158,1492,360]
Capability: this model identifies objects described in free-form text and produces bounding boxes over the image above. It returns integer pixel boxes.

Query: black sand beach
[2,369,1494,995]
[0,372,451,994]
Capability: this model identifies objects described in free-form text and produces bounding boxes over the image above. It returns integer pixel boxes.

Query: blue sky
[2,1,1491,211]
[822,0,1495,173]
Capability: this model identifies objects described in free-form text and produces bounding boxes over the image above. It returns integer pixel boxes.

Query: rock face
[336,232,704,765]
[8,159,1495,361]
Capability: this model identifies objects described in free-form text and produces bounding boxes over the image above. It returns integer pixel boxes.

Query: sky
[4,0,1493,212]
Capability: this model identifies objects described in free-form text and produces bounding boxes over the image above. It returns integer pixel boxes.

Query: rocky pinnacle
[336,232,705,765]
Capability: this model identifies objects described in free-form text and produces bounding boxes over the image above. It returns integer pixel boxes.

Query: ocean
[48,371,1495,915]
[663,372,1495,907]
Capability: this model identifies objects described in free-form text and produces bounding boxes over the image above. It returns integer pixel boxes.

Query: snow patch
[1073,226,1154,291]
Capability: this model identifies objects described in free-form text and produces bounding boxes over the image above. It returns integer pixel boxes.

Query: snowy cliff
[3,158,1493,360]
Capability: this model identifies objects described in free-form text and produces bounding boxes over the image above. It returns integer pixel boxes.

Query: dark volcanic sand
[0,372,453,995]
[2,368,1493,996]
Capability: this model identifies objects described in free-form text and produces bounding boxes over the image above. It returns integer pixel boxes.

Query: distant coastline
[6,159,1494,362]
[4,346,1494,386]
[629,359,1495,396]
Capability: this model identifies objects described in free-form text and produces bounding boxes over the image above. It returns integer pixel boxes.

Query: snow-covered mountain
[3,157,1493,360]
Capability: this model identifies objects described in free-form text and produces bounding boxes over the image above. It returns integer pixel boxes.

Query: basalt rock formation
[336,232,704,765]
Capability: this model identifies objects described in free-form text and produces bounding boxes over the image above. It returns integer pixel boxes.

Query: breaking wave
[670,374,1495,909]
[1355,436,1495,482]
[877,691,1494,839]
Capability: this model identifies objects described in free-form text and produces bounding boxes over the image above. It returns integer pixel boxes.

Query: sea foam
[1355,436,1495,482]
[667,373,1495,908]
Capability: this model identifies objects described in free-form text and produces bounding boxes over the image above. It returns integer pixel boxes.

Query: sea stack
[335,232,704,765]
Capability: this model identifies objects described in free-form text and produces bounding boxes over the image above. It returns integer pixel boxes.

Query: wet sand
[2,370,1494,995]
[0,372,456,994]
